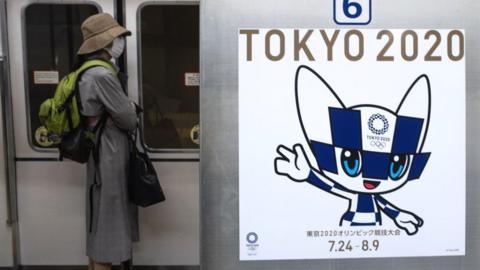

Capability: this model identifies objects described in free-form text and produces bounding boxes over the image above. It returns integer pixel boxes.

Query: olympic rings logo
[246,232,259,244]
[370,140,386,149]
[368,114,389,135]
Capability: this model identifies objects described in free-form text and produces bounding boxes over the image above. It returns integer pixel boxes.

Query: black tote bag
[128,125,166,207]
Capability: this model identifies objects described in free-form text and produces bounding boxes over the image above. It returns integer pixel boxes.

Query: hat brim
[77,25,131,55]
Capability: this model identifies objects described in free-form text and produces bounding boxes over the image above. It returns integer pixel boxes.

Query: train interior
[0,0,199,269]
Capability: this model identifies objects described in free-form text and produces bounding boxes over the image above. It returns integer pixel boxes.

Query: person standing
[76,13,138,270]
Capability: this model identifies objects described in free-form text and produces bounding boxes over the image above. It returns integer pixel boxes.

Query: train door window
[139,4,199,150]
[24,3,99,149]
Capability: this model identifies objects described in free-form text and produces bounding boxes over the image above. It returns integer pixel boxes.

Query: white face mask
[105,36,125,59]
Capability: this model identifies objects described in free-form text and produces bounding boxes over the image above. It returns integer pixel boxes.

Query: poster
[239,29,465,260]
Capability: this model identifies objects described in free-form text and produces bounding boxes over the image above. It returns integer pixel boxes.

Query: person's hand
[131,102,143,114]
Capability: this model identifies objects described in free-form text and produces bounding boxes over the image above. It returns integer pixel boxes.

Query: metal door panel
[200,0,479,270]
[16,161,87,265]
[15,161,199,266]
[0,109,13,268]
[0,62,13,267]
[1,0,15,266]
[134,162,200,265]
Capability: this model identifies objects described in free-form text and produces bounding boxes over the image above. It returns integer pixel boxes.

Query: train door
[124,0,200,266]
[4,0,200,267]
[6,0,114,266]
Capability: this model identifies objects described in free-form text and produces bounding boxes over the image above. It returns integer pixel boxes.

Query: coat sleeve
[91,70,137,132]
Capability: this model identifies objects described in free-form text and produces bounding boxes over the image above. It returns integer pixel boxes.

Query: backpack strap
[76,59,118,76]
[58,59,117,161]
[88,112,109,233]
[92,113,109,166]
[75,59,117,163]
[71,60,116,121]
[59,59,117,112]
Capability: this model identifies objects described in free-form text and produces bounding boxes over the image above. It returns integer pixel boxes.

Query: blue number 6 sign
[334,0,372,25]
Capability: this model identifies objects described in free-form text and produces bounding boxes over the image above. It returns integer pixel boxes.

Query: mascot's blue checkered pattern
[274,66,431,235]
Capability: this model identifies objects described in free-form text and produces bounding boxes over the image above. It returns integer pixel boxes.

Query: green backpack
[38,59,116,162]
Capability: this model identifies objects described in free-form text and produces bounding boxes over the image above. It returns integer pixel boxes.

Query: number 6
[343,0,363,18]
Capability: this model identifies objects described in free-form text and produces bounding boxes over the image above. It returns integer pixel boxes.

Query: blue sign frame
[334,0,372,25]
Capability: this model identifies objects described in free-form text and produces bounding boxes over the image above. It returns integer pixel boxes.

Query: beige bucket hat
[77,13,131,55]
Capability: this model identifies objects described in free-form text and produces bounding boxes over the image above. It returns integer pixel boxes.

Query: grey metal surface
[15,161,199,265]
[0,57,13,267]
[200,0,479,270]
[0,0,19,268]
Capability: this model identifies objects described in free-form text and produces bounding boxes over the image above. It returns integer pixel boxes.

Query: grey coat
[78,64,139,263]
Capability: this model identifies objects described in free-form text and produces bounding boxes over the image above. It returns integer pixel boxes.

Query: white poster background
[239,29,465,260]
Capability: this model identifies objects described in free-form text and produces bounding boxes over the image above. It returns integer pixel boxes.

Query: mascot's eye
[340,149,362,177]
[389,154,409,181]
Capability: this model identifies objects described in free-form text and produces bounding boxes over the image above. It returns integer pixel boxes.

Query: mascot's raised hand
[274,144,311,182]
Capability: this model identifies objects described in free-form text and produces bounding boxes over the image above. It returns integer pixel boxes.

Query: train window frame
[22,1,102,153]
[137,1,200,153]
